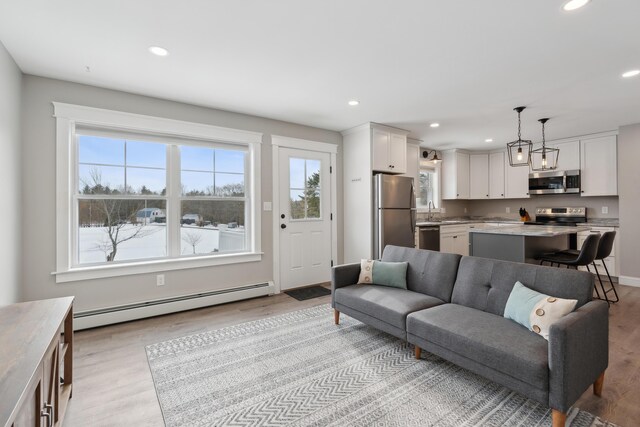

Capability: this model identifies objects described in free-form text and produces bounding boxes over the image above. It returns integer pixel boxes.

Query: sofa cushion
[334,284,445,330]
[504,281,577,340]
[407,304,549,389]
[451,256,593,316]
[381,245,462,302]
[357,259,408,289]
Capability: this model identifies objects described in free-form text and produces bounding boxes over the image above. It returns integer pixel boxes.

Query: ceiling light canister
[563,0,590,11]
[430,123,440,128]
[149,46,169,57]
[622,69,640,78]
[348,100,360,106]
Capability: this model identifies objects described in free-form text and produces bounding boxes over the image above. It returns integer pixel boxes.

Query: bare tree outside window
[80,168,163,262]
[182,231,203,254]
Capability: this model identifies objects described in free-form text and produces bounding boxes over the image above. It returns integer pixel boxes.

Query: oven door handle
[562,172,567,193]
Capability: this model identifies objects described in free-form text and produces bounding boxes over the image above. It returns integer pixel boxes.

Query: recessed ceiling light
[148,46,169,57]
[430,123,440,128]
[348,100,360,106]
[563,0,590,11]
[485,138,493,143]
[622,69,640,78]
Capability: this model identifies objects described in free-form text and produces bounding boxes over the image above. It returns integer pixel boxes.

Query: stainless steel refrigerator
[373,174,417,259]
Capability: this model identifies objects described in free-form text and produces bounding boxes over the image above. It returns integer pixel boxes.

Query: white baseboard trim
[74,281,275,330]
[618,276,640,287]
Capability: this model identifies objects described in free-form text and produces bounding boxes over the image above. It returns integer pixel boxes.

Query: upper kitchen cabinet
[401,139,420,186]
[581,135,617,196]
[530,139,580,171]
[469,154,489,199]
[504,151,530,199]
[372,126,408,174]
[489,151,505,198]
[442,150,470,199]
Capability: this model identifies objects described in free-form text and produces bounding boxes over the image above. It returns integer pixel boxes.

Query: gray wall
[618,124,640,280]
[0,42,22,305]
[21,75,343,311]
[468,195,619,220]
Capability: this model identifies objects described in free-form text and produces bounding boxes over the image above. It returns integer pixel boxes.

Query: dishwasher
[418,226,440,251]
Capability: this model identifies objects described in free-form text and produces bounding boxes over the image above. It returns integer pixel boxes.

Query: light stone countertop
[468,225,591,237]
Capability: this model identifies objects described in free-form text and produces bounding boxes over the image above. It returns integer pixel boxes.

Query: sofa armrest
[331,263,361,307]
[548,300,609,412]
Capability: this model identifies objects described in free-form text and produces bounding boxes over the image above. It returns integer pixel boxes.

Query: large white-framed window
[54,103,263,283]
[417,160,441,211]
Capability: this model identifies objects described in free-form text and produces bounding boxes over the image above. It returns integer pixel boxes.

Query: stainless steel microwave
[528,170,581,195]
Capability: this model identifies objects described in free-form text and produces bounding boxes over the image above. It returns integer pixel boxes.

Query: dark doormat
[285,286,332,301]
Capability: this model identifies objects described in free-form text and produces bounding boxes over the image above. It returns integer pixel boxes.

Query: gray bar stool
[559,231,618,304]
[538,233,602,299]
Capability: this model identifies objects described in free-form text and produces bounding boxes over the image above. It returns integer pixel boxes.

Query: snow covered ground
[78,224,225,264]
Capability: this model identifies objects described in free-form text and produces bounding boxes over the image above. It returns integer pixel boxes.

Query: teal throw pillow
[358,259,408,289]
[504,281,577,340]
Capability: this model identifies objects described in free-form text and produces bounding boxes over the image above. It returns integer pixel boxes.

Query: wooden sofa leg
[552,409,566,427]
[594,371,605,397]
[415,345,422,360]
[334,309,340,325]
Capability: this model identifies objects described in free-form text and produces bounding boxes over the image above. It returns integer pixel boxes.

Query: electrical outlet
[157,274,165,286]
[506,207,511,214]
[602,206,608,214]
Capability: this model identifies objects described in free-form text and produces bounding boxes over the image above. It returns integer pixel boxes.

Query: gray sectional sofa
[331,245,608,427]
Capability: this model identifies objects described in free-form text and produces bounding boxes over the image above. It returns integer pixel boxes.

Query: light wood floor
[65,284,640,426]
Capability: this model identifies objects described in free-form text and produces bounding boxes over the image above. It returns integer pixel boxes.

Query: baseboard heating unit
[73,281,275,330]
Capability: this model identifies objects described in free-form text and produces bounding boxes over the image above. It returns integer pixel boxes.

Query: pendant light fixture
[530,118,559,171]
[422,150,442,164]
[506,106,533,167]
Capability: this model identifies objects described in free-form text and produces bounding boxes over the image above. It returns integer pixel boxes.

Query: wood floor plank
[64,284,640,426]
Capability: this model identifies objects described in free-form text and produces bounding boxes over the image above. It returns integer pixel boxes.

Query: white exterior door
[278,148,332,290]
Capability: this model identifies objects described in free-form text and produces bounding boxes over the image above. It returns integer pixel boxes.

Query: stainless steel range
[525,207,587,226]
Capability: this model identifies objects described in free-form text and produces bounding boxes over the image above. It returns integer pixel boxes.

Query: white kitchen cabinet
[529,140,580,171]
[581,135,617,196]
[469,154,489,199]
[440,224,469,256]
[504,151,530,199]
[402,140,420,186]
[554,140,580,171]
[372,128,407,174]
[442,150,470,199]
[489,151,505,198]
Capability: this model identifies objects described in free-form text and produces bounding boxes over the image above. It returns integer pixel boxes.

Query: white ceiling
[1,1,639,149]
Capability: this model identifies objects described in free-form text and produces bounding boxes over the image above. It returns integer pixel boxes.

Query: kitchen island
[469,225,590,264]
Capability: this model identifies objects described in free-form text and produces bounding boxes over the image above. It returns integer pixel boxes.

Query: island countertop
[469,224,591,237]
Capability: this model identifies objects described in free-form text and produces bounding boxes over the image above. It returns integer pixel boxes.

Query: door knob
[281,214,285,219]
[281,224,287,229]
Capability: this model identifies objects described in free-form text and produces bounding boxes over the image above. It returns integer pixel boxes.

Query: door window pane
[289,158,322,220]
[77,199,166,264]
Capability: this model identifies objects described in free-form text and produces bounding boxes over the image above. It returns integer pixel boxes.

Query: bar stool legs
[601,262,620,303]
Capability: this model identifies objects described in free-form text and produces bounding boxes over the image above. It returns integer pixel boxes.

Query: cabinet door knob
[280,224,287,229]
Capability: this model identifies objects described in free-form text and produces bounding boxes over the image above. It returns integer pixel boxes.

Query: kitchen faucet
[428,200,434,221]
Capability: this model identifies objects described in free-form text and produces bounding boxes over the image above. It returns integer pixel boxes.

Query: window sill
[53,252,263,283]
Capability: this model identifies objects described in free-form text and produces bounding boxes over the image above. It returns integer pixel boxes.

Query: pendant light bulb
[542,154,547,167]
[516,147,523,161]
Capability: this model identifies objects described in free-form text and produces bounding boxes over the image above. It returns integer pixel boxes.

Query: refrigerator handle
[411,209,417,235]
[410,180,416,209]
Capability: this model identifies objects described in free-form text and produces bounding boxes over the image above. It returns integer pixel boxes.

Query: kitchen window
[417,162,441,210]
[54,103,262,282]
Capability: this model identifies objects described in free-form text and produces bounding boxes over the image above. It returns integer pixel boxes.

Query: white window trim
[53,102,263,283]
[271,135,338,294]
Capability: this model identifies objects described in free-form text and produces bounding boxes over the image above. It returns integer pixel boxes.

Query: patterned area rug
[146,304,616,426]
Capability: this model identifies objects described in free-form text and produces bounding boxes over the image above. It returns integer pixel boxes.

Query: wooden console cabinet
[0,297,74,427]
